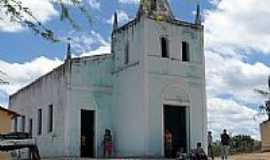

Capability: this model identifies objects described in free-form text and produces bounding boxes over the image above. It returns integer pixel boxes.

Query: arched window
[161,37,169,58]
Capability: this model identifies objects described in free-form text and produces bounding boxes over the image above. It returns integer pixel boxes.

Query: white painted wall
[9,63,71,158]
[143,18,207,154]
[67,55,113,157]
[111,16,206,157]
[112,19,148,157]
[9,15,207,158]
[9,56,114,158]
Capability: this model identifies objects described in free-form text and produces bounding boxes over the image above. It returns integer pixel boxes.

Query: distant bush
[230,135,261,154]
[211,141,222,157]
[211,134,261,156]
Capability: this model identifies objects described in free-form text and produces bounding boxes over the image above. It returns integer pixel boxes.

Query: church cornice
[71,53,112,63]
[113,16,203,35]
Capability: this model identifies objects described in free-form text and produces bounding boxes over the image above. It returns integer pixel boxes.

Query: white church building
[9,0,207,158]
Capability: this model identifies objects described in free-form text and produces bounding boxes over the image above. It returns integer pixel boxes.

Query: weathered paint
[9,3,206,158]
[67,55,113,157]
[9,63,71,158]
[111,16,206,157]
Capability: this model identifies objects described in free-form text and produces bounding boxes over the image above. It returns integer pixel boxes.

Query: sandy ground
[37,152,270,160]
[41,153,270,160]
[215,152,270,160]
[41,154,270,160]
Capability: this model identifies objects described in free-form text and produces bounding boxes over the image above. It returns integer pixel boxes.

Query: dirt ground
[216,152,270,160]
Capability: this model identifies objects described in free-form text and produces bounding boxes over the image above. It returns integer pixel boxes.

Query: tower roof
[137,0,174,20]
[66,38,72,60]
[113,12,118,31]
[195,4,201,25]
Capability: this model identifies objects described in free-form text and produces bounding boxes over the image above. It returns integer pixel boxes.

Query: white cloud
[206,50,270,104]
[88,0,101,10]
[205,0,270,139]
[0,30,110,107]
[68,30,111,57]
[204,0,270,55]
[0,0,58,32]
[0,34,110,108]
[0,90,9,107]
[65,30,110,54]
[1,0,270,141]
[0,15,24,32]
[106,10,130,25]
[118,0,139,4]
[208,97,261,140]
[80,44,110,57]
[0,56,62,99]
[0,29,109,105]
[205,52,270,139]
[51,0,82,5]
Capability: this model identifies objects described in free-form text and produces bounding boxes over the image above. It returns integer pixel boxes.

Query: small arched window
[161,37,169,58]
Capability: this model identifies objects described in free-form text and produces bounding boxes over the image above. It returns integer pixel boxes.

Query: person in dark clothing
[208,131,214,160]
[103,129,113,158]
[220,129,230,160]
[194,142,207,160]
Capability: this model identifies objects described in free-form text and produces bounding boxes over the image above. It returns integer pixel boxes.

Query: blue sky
[0,0,212,62]
[1,0,270,139]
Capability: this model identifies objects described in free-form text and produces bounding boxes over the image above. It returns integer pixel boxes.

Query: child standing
[103,129,113,158]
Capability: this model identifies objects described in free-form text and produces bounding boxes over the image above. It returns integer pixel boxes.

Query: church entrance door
[81,110,95,158]
[164,105,187,157]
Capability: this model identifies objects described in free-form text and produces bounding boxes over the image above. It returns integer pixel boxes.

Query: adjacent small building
[9,0,207,158]
[0,106,19,159]
[261,121,270,152]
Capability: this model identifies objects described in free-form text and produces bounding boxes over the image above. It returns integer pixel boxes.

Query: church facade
[9,0,207,158]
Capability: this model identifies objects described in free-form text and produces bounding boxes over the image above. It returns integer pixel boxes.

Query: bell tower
[111,0,206,157]
[137,0,174,20]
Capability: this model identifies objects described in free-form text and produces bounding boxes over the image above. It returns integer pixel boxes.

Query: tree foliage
[0,0,92,42]
[211,135,261,157]
[255,76,270,121]
[230,135,260,153]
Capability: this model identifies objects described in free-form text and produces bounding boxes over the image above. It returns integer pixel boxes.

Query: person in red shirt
[103,129,113,158]
[164,129,173,158]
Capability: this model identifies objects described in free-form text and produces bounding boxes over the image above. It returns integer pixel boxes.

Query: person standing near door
[103,129,113,158]
[81,134,87,156]
[165,129,173,158]
[220,129,230,160]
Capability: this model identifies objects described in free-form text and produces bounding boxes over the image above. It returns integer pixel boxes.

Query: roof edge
[10,53,112,99]
[0,106,20,116]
